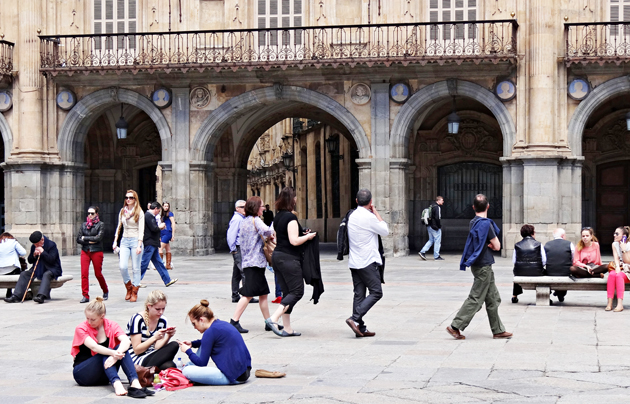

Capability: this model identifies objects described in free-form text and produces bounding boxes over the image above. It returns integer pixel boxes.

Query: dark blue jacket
[28,236,63,280]
[459,217,500,271]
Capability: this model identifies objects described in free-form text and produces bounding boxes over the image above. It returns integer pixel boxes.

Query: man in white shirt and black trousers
[345,188,389,338]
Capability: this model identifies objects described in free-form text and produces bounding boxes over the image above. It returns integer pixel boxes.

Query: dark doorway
[138,165,158,209]
[596,161,630,251]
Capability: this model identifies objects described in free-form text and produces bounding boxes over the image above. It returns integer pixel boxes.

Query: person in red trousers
[77,206,108,303]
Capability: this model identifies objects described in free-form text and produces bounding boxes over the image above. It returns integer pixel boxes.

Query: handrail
[566,22,630,65]
[0,40,14,77]
[40,20,518,75]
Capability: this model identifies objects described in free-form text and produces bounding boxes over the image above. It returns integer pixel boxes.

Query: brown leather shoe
[166,252,173,270]
[346,318,364,337]
[362,330,376,337]
[124,281,132,301]
[129,285,139,303]
[493,331,513,339]
[446,326,465,340]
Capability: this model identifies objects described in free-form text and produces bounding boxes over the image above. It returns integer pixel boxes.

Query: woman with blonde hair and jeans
[126,289,178,370]
[113,190,144,302]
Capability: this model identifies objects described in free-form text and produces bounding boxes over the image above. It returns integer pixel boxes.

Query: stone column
[190,161,214,255]
[370,83,392,253]
[16,0,44,157]
[501,158,524,257]
[390,158,410,256]
[170,88,192,254]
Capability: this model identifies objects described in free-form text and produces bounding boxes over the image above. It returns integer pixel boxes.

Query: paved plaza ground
[2,247,630,403]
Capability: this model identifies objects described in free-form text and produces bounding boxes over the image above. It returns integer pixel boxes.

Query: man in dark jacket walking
[5,231,62,304]
[419,196,444,261]
[141,202,177,288]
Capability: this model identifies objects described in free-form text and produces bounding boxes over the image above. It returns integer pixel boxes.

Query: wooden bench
[513,275,630,306]
[0,274,74,297]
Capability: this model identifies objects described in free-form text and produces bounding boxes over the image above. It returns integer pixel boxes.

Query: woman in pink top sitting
[570,227,608,278]
[606,226,630,312]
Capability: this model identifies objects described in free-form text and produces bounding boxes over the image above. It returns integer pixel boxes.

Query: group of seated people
[512,225,630,311]
[71,291,252,398]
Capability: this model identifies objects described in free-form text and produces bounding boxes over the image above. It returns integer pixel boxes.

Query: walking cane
[21,255,41,303]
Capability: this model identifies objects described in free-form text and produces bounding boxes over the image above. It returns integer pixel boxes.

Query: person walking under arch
[159,201,176,270]
[113,190,144,303]
[419,196,444,261]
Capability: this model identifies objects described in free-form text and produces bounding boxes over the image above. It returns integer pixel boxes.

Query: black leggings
[142,341,179,370]
[272,250,304,315]
[570,264,608,278]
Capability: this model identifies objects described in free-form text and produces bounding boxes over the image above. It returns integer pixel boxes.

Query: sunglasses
[614,232,621,236]
[125,196,135,200]
[582,227,592,231]
[237,206,245,209]
[87,212,96,215]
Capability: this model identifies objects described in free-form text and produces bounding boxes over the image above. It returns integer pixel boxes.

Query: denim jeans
[182,364,234,385]
[119,237,142,286]
[73,345,139,386]
[420,227,442,258]
[141,245,172,285]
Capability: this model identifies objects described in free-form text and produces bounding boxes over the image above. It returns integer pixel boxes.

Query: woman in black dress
[265,187,316,337]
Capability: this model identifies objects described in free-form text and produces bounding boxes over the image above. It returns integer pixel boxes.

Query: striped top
[125,313,168,365]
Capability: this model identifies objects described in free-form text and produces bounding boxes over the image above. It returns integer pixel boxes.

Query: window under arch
[438,162,502,219]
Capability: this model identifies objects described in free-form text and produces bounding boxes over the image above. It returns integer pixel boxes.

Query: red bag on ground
[158,368,193,391]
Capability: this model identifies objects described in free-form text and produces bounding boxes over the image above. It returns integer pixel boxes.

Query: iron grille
[566,22,630,65]
[0,40,14,77]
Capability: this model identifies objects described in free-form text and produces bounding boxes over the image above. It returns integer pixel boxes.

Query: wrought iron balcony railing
[0,40,14,77]
[39,20,517,75]
[566,22,630,66]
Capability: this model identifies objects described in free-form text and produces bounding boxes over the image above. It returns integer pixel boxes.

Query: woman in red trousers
[77,206,108,303]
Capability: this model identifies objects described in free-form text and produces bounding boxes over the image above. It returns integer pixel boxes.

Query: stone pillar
[390,158,410,256]
[170,88,192,254]
[190,161,214,255]
[501,156,582,257]
[16,0,44,157]
[526,0,561,148]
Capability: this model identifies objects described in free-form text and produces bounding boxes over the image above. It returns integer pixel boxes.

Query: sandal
[280,330,301,337]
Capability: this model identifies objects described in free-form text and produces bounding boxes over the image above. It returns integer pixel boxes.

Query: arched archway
[58,88,172,163]
[389,80,516,255]
[567,76,630,157]
[190,85,370,161]
[391,80,516,158]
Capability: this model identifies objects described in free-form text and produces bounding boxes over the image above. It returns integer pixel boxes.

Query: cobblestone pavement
[2,248,630,403]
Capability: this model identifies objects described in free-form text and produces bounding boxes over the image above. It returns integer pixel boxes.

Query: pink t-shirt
[71,318,125,358]
[573,242,602,266]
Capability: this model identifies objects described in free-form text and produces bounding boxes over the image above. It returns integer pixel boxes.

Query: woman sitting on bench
[606,226,630,312]
[0,232,26,298]
[570,227,608,278]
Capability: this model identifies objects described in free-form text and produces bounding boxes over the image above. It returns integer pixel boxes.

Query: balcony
[566,22,630,66]
[0,40,14,77]
[39,20,518,76]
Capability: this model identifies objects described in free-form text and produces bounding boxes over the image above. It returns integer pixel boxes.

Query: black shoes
[33,294,46,304]
[5,288,12,298]
[230,319,249,333]
[249,298,259,304]
[511,296,518,303]
[232,296,240,303]
[435,256,445,261]
[80,297,89,303]
[4,295,19,303]
[419,252,427,260]
[127,386,147,398]
[265,323,284,332]
[103,292,108,301]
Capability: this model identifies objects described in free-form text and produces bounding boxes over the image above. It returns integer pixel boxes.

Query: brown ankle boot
[129,285,139,302]
[124,281,132,301]
[166,252,172,270]
[160,252,164,262]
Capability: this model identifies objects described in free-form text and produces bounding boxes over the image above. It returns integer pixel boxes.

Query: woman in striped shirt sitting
[126,289,179,370]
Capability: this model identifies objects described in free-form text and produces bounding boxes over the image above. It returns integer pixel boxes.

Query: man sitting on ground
[4,231,62,304]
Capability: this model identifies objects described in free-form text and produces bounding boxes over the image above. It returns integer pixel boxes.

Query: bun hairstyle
[85,296,106,316]
[187,299,214,322]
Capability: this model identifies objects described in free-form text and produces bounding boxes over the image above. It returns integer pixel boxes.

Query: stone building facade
[0,1,627,255]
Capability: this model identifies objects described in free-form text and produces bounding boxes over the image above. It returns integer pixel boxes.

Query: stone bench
[513,275,630,306]
[0,274,74,297]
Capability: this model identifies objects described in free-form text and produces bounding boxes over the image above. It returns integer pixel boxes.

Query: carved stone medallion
[350,83,371,105]
[190,86,211,109]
